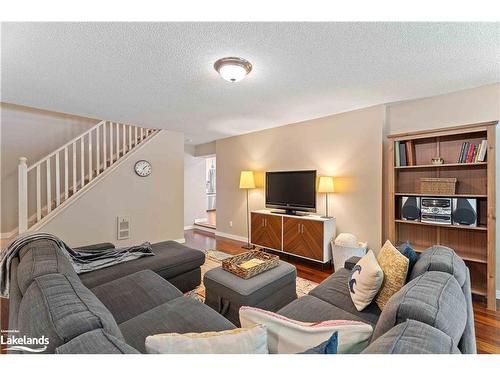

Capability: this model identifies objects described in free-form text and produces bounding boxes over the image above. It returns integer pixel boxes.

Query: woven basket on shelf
[420,177,457,195]
[222,250,279,279]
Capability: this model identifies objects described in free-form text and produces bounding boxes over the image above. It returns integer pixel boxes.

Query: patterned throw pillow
[375,240,409,310]
[348,250,384,311]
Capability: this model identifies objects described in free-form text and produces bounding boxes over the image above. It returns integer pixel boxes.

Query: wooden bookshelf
[388,121,497,311]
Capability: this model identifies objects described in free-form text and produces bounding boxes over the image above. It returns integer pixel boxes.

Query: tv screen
[266,170,316,213]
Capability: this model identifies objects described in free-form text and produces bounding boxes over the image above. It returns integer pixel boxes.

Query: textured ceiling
[2,22,499,144]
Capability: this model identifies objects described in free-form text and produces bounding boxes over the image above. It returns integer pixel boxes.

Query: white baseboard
[183,225,195,230]
[215,230,247,243]
[174,238,186,244]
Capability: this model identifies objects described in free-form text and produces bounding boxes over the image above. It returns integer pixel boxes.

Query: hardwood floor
[184,228,500,354]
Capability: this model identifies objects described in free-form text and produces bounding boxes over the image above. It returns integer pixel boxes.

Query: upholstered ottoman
[204,261,298,326]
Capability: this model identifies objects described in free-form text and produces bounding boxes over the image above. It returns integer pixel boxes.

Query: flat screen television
[265,170,317,215]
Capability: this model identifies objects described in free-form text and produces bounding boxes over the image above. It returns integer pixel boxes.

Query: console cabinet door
[251,213,282,250]
[283,217,324,261]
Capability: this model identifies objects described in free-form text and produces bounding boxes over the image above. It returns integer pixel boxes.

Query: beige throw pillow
[348,250,384,311]
[375,240,409,310]
[145,324,268,354]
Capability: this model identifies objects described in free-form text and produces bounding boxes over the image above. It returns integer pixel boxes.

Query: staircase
[17,120,160,234]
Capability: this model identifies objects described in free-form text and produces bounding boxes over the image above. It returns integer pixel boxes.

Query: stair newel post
[18,157,28,234]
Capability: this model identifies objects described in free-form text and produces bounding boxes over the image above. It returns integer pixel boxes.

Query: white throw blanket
[0,232,154,298]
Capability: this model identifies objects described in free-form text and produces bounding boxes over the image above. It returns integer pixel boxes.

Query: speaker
[452,198,477,226]
[401,196,420,221]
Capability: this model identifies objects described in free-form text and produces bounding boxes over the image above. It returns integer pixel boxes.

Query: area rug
[184,249,319,303]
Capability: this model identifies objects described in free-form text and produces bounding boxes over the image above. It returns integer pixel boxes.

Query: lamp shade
[239,171,256,189]
[318,176,334,193]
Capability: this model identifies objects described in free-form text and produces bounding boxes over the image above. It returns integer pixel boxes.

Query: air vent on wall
[117,215,130,240]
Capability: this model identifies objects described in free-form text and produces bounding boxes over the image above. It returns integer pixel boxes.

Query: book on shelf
[457,140,487,164]
[478,139,487,162]
[407,140,415,166]
[474,143,481,163]
[458,142,468,163]
[395,141,401,167]
[472,144,479,163]
[466,143,475,163]
[399,141,407,166]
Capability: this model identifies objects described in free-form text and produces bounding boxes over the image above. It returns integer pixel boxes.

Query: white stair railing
[18,120,158,233]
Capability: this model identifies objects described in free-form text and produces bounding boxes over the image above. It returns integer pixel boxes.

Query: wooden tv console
[250,209,336,265]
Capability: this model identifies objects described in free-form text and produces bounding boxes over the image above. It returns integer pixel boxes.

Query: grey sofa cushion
[278,295,371,323]
[18,273,123,353]
[56,329,139,354]
[308,268,381,326]
[119,296,236,353]
[410,245,466,287]
[79,240,205,289]
[91,270,183,324]
[17,239,78,294]
[372,271,466,344]
[363,320,460,354]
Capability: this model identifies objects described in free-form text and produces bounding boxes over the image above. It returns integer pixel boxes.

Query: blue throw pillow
[397,241,418,277]
[300,332,338,354]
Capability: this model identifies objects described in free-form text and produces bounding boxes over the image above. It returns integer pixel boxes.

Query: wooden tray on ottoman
[222,250,279,279]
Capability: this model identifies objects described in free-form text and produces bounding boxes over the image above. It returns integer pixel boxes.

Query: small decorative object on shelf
[222,250,279,279]
[420,177,457,195]
[431,157,444,165]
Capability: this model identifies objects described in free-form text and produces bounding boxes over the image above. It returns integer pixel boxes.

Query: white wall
[184,145,208,227]
[216,105,385,249]
[0,103,97,234]
[36,130,185,247]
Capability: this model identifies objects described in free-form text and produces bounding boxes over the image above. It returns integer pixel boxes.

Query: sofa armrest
[75,242,115,253]
[344,256,361,270]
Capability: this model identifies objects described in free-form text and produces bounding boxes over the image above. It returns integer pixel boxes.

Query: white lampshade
[318,176,335,193]
[239,171,256,189]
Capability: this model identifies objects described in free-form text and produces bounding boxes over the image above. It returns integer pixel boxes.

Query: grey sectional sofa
[7,238,235,354]
[278,245,476,354]
[77,241,205,292]
[7,238,475,354]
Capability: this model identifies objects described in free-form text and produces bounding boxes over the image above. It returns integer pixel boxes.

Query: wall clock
[134,160,152,177]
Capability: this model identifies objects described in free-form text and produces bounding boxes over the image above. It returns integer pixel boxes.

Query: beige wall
[194,141,216,157]
[0,103,97,233]
[216,105,385,249]
[384,83,500,288]
[184,145,208,227]
[37,130,185,247]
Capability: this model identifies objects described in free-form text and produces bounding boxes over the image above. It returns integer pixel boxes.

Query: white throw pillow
[239,306,372,354]
[145,324,268,354]
[348,250,384,311]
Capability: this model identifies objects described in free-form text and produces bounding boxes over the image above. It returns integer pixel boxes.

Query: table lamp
[318,176,334,218]
[239,170,256,249]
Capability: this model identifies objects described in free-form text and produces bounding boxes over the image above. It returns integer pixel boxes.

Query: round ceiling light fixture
[214,57,252,82]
